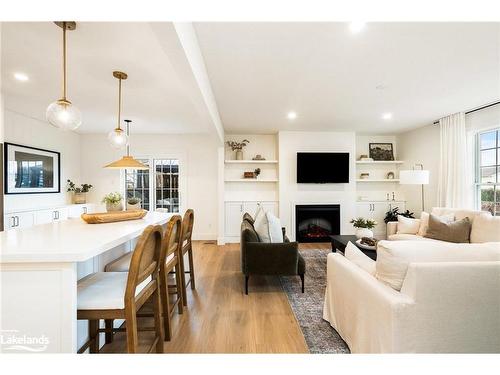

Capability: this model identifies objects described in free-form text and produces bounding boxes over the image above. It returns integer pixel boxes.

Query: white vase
[127,202,141,211]
[235,150,243,160]
[355,228,374,239]
[106,202,124,212]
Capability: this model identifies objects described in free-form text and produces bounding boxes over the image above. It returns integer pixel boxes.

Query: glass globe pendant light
[107,71,129,149]
[46,22,82,131]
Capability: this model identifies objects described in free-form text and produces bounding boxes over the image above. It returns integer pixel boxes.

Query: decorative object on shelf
[350,217,377,239]
[359,172,370,179]
[387,171,395,179]
[226,139,250,160]
[358,155,373,161]
[392,191,396,201]
[243,171,255,179]
[369,143,394,161]
[46,22,82,131]
[356,237,378,250]
[108,71,129,149]
[254,168,261,178]
[252,154,266,160]
[127,196,141,210]
[81,209,147,224]
[66,179,93,204]
[384,207,415,223]
[104,114,148,169]
[399,164,430,211]
[4,143,61,194]
[102,192,124,212]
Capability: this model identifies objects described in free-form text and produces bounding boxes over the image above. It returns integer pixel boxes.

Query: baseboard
[192,233,217,241]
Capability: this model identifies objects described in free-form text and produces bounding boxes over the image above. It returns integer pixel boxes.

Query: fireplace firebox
[295,204,340,243]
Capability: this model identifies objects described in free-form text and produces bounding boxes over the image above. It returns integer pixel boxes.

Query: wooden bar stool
[179,209,195,306]
[77,225,164,353]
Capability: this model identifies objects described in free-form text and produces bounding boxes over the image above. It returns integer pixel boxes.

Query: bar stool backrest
[162,215,183,262]
[181,209,194,248]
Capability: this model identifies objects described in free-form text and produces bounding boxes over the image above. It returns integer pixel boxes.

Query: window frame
[475,128,500,215]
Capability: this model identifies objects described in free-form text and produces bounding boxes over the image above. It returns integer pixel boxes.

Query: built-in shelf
[224,160,278,164]
[225,179,279,183]
[356,179,400,183]
[356,160,404,165]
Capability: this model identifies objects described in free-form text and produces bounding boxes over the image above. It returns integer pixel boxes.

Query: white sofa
[323,234,500,353]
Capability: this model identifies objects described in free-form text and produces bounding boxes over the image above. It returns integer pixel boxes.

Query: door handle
[83,207,87,214]
[11,216,16,227]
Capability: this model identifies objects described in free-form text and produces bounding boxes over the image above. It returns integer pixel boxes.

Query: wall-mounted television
[296,152,350,183]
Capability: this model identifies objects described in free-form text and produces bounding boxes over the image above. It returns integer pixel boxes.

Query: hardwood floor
[100,241,331,353]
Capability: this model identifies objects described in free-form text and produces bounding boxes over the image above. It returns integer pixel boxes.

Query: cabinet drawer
[4,212,35,229]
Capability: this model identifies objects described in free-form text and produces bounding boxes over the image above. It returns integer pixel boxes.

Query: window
[476,129,500,215]
[124,158,181,213]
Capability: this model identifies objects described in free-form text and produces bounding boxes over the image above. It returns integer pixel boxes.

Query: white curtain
[437,112,468,208]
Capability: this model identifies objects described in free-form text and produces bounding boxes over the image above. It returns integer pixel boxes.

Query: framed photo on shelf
[369,143,394,161]
[4,143,61,194]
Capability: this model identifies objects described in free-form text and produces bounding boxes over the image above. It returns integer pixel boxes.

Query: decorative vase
[127,202,141,211]
[73,192,86,204]
[235,150,243,160]
[106,201,124,212]
[355,228,374,239]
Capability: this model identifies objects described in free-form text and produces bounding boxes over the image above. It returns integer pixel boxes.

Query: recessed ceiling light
[287,111,297,120]
[14,72,29,82]
[382,113,393,120]
[349,22,366,33]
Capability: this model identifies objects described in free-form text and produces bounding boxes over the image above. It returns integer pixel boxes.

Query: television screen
[296,152,350,183]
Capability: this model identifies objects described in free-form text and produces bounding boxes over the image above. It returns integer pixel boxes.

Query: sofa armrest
[243,241,299,275]
[386,221,398,237]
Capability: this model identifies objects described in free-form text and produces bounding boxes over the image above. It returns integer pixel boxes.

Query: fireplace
[295,204,340,243]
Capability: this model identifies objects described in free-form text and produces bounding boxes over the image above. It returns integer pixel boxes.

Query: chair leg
[179,253,188,307]
[188,244,195,290]
[300,274,305,293]
[161,270,172,341]
[124,306,138,353]
[104,319,114,344]
[245,275,249,295]
[152,282,164,353]
[175,263,184,314]
[89,320,99,353]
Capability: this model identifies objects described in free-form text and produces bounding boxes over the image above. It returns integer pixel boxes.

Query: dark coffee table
[329,235,377,260]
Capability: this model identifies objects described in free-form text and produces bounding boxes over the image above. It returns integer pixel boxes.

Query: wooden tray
[81,209,147,224]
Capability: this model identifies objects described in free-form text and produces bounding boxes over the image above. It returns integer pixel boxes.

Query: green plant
[350,217,377,229]
[102,192,123,205]
[226,139,250,151]
[127,197,141,205]
[384,207,415,223]
[66,179,93,193]
[254,168,261,177]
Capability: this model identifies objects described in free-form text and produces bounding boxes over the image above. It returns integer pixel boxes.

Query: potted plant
[254,168,261,179]
[383,207,415,223]
[102,192,124,212]
[127,197,141,211]
[350,217,377,239]
[226,139,250,160]
[66,179,93,204]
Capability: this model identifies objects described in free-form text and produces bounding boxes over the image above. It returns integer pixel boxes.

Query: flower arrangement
[226,139,250,151]
[102,192,123,205]
[350,217,377,229]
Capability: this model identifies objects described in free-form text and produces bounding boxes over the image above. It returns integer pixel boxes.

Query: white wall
[3,110,81,212]
[278,131,357,239]
[397,124,440,214]
[80,133,219,240]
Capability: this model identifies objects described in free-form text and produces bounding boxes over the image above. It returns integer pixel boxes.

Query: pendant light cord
[117,77,122,130]
[62,21,67,101]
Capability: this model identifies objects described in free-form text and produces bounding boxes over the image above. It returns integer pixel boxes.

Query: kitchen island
[0,211,172,353]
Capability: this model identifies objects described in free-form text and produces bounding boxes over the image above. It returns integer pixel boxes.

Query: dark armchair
[241,214,305,294]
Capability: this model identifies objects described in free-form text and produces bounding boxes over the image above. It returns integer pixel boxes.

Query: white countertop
[0,211,173,263]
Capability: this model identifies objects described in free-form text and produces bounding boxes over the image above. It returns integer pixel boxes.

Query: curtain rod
[433,100,500,125]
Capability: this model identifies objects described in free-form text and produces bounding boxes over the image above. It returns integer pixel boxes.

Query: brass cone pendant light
[104,72,148,170]
[46,21,82,131]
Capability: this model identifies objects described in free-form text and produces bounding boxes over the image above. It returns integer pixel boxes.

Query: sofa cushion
[266,211,284,243]
[396,215,421,235]
[470,213,500,243]
[345,242,376,275]
[254,209,273,243]
[425,215,471,243]
[375,240,500,291]
[431,207,484,223]
[241,220,260,243]
[388,233,431,241]
[418,211,455,236]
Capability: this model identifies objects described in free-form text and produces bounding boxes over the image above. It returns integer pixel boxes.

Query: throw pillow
[345,242,376,275]
[396,215,421,235]
[266,212,284,243]
[418,212,454,236]
[470,213,500,243]
[254,205,264,224]
[253,208,270,242]
[424,214,471,243]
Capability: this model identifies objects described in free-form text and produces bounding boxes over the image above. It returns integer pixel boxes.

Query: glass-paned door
[125,159,150,211]
[477,130,500,215]
[153,159,180,213]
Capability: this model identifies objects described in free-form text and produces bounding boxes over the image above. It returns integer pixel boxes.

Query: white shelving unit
[225,178,278,183]
[224,160,278,164]
[356,179,400,183]
[356,160,404,165]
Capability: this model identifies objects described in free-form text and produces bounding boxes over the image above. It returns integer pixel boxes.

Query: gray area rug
[280,249,350,354]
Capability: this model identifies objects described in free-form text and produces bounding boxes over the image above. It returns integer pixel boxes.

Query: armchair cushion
[345,242,376,275]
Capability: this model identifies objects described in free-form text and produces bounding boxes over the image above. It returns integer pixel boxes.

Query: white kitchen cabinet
[67,204,96,218]
[3,211,35,230]
[356,201,406,239]
[224,201,279,241]
[35,208,69,225]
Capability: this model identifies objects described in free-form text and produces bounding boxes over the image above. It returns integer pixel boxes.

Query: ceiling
[194,22,500,134]
[1,22,215,134]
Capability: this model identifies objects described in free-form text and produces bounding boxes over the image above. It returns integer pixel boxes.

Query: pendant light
[46,21,82,131]
[108,71,129,149]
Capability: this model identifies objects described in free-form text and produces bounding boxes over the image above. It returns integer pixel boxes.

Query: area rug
[280,249,350,354]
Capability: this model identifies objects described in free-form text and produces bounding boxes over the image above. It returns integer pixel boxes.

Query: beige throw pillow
[424,214,471,243]
[470,213,500,243]
[418,212,454,236]
[396,215,421,235]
